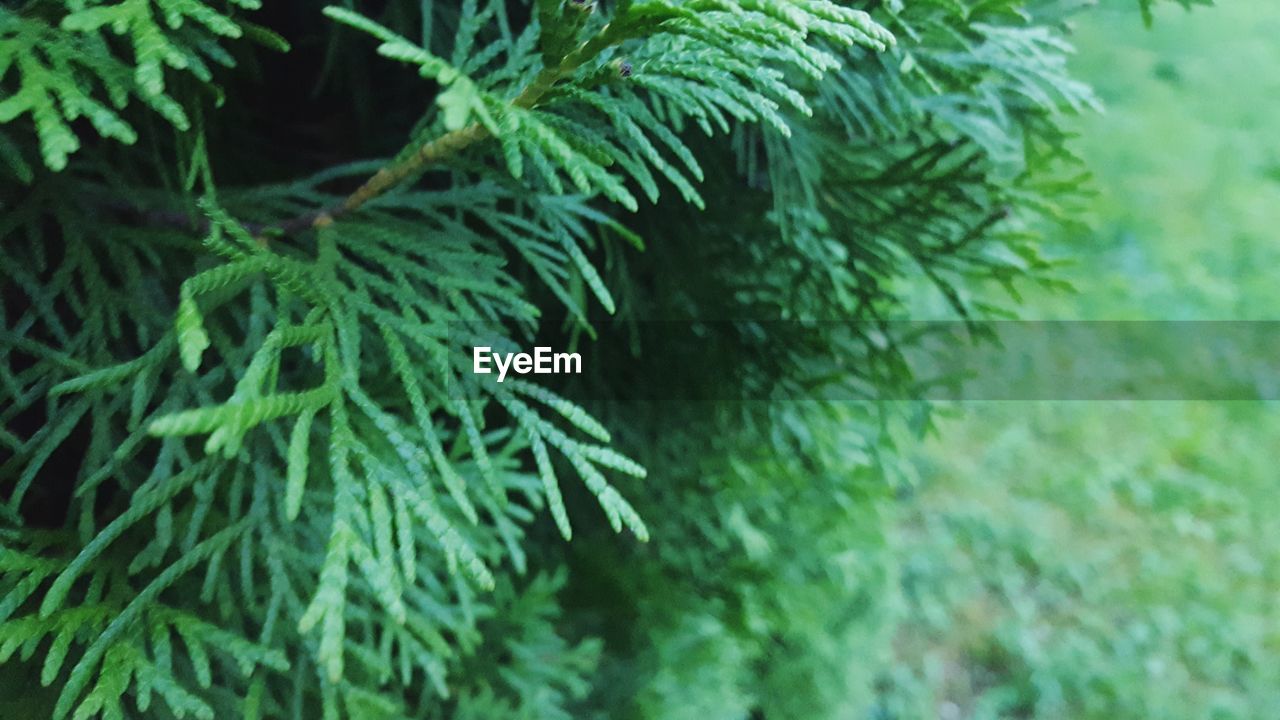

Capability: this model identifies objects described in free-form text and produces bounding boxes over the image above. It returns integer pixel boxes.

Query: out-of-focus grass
[884,401,1280,720]
[880,4,1280,718]
[1026,1,1280,319]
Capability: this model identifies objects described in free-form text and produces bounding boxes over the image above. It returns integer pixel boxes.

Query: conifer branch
[0,1,1118,716]
[308,25,616,230]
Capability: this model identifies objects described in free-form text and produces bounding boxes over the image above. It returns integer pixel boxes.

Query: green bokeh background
[884,3,1280,718]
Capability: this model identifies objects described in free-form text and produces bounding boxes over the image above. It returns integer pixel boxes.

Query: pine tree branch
[87,54,553,244]
[304,26,619,232]
[313,121,489,228]
[97,51,595,242]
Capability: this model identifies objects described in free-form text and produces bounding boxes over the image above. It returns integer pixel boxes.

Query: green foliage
[878,4,1280,719]
[0,0,281,175]
[0,0,1179,718]
[881,403,1280,720]
[1138,0,1214,27]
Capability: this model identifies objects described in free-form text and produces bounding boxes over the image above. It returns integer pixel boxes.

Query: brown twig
[103,21,622,242]
[288,23,621,234]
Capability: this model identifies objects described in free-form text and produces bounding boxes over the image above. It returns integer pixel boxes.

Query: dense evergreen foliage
[0,1,1208,718]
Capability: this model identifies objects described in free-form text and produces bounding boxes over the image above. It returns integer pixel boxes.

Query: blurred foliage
[879,2,1280,718]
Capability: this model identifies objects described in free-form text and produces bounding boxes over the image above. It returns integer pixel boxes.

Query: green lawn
[1027,0,1280,319]
[880,4,1280,718]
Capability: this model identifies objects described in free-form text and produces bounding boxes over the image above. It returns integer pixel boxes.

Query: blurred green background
[881,2,1280,718]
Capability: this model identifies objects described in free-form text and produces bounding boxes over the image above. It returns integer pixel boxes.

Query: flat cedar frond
[0,1,282,175]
